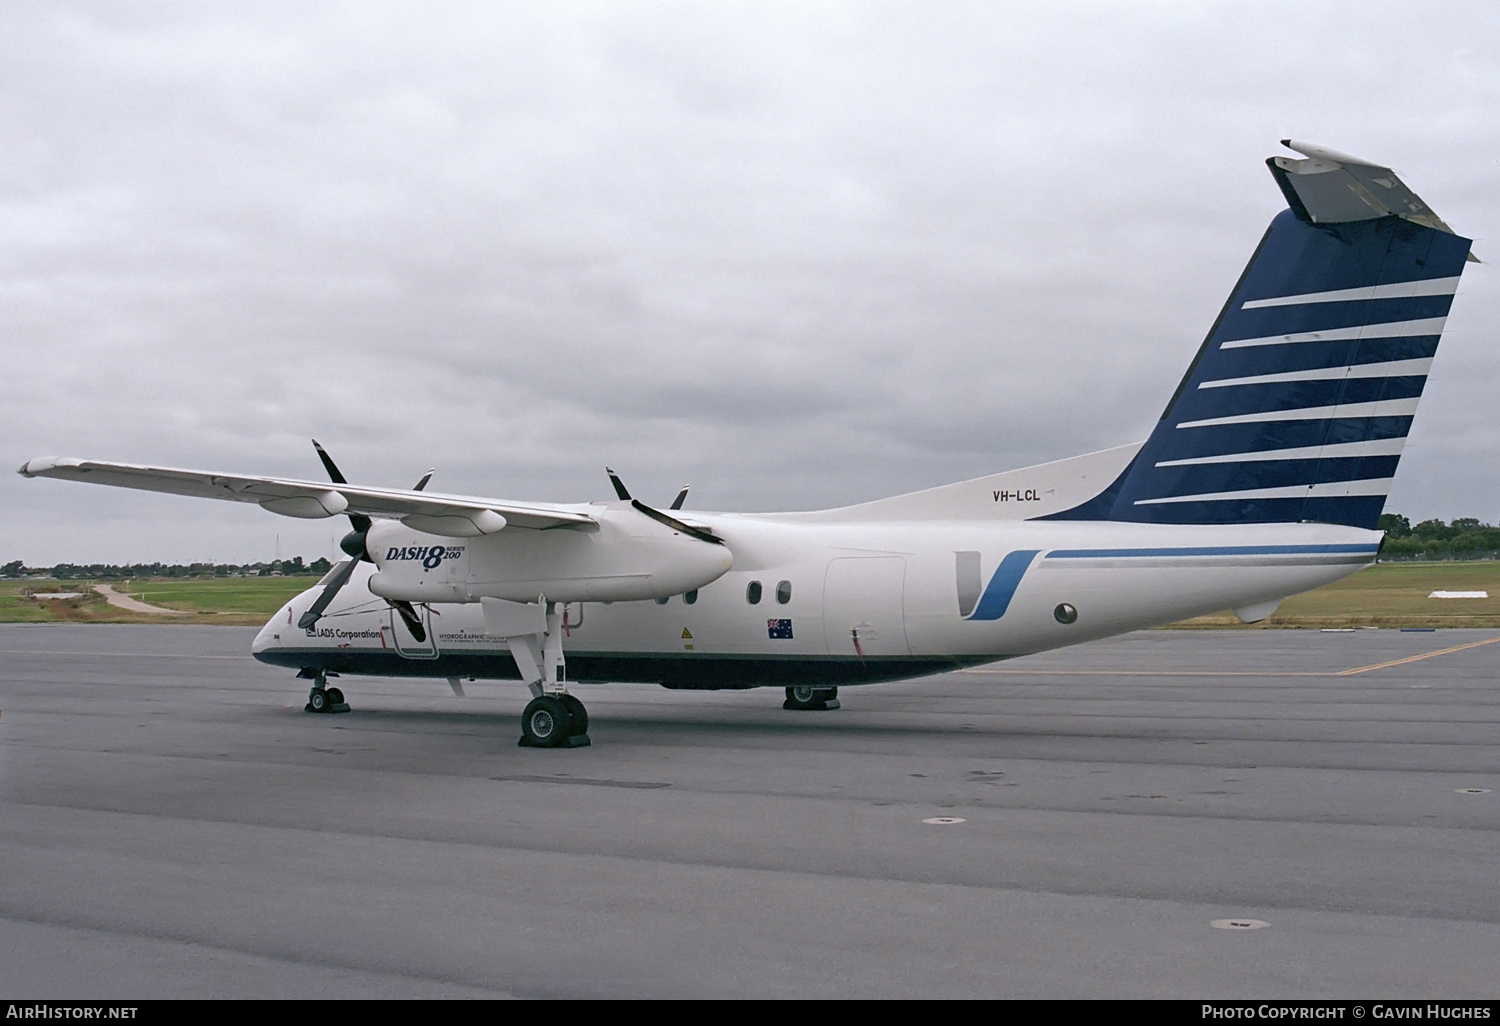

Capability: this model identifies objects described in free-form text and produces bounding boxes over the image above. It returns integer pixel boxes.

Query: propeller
[297,440,428,641]
[297,555,362,630]
[605,468,721,546]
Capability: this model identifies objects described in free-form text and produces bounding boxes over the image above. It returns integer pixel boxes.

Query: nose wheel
[301,669,350,714]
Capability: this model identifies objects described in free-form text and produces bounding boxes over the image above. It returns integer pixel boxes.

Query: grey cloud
[4,2,1499,563]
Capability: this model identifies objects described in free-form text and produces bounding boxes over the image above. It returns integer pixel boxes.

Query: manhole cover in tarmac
[1455,788,1492,795]
[923,816,967,825]
[1212,919,1270,930]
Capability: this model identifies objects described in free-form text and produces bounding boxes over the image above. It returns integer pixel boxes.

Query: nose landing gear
[300,669,350,714]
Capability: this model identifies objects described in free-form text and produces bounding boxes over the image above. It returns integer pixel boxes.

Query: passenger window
[684,589,698,605]
[746,580,762,604]
[775,580,791,604]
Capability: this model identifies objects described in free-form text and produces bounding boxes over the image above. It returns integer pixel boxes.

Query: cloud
[3,1,1498,563]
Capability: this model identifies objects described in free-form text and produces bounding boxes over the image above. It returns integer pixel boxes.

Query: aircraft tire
[560,695,589,736]
[308,689,329,714]
[326,687,345,706]
[784,685,828,711]
[521,696,573,748]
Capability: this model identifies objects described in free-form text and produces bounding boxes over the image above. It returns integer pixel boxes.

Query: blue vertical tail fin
[1048,141,1474,530]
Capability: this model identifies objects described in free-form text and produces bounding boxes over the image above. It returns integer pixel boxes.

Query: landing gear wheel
[307,688,329,713]
[784,685,839,711]
[560,695,589,736]
[519,696,573,748]
[326,687,345,706]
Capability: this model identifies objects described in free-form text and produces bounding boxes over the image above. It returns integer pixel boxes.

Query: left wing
[17,456,595,536]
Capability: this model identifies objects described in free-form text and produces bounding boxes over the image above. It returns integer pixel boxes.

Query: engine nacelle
[365,505,733,604]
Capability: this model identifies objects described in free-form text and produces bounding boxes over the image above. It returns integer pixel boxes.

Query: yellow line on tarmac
[962,635,1500,679]
[959,668,1328,677]
[1334,635,1500,676]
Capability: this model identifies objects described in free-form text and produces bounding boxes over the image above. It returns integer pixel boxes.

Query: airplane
[20,141,1477,749]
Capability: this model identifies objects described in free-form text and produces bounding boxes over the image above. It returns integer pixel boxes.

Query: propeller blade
[631,499,723,545]
[296,557,359,630]
[607,468,718,543]
[413,469,435,492]
[389,599,427,642]
[311,439,348,484]
[605,467,631,500]
[311,440,372,535]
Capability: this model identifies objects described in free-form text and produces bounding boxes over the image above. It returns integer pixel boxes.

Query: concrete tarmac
[1,624,1497,998]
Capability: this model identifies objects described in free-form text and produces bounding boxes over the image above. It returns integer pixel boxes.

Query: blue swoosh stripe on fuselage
[966,549,1040,621]
[1045,544,1378,559]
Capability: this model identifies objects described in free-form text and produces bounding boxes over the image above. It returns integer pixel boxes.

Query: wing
[17,456,595,536]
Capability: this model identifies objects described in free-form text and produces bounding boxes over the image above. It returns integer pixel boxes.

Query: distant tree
[1377,513,1411,538]
[1451,517,1487,532]
[2,559,23,578]
[1411,518,1452,541]
[308,557,332,576]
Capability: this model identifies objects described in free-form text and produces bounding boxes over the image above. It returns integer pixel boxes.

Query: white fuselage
[252,513,1380,688]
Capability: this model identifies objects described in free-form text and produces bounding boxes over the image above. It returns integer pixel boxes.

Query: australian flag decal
[767,618,793,640]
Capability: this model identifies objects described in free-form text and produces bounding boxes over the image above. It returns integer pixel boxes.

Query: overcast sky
[3,1,1497,565]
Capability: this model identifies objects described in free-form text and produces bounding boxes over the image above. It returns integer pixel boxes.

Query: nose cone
[251,613,283,659]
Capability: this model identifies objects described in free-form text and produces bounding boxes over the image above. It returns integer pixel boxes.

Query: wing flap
[17,456,594,533]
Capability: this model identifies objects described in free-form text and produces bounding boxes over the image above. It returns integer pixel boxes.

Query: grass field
[0,577,314,626]
[3,561,1499,628]
[1172,561,1500,629]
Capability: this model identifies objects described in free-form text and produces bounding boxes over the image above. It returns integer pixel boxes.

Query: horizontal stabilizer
[1270,140,1457,236]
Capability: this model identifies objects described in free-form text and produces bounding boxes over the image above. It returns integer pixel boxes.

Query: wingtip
[18,457,58,477]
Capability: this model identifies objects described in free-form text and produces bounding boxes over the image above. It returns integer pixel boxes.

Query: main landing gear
[519,693,591,748]
[498,601,591,749]
[784,685,839,711]
[301,669,350,714]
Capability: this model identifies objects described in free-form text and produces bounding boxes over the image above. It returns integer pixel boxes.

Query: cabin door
[822,557,909,657]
